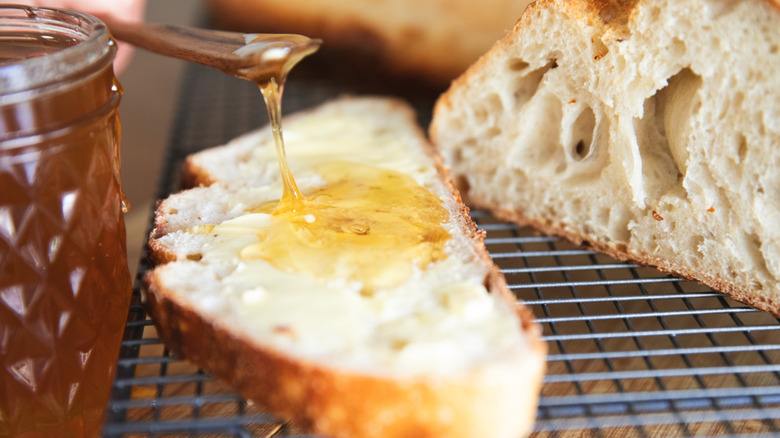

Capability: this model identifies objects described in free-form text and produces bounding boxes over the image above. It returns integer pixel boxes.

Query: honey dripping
[224,37,451,291]
[259,77,303,211]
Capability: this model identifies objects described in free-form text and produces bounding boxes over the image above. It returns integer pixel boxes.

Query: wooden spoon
[104,18,321,83]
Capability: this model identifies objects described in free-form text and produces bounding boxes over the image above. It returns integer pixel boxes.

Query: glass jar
[0,5,132,437]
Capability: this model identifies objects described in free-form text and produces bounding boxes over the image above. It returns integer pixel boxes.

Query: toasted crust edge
[143,265,545,438]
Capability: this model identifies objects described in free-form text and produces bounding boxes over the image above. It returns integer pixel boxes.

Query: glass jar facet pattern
[0,6,132,437]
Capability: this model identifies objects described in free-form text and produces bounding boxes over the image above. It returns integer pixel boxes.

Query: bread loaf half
[145,97,546,437]
[206,0,534,84]
[431,0,780,316]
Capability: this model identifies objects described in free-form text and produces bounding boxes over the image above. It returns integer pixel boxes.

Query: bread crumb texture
[432,0,780,315]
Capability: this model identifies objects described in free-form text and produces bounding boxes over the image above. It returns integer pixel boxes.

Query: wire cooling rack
[103,61,780,437]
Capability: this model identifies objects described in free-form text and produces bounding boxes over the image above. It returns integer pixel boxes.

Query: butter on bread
[206,0,535,84]
[145,97,546,437]
[431,0,780,315]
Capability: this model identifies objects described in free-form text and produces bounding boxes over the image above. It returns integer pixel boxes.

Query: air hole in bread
[574,141,586,157]
[707,1,738,18]
[726,91,746,124]
[486,126,501,139]
[634,68,701,204]
[168,208,179,215]
[455,175,471,195]
[659,68,702,173]
[452,138,476,166]
[670,38,686,59]
[473,107,489,125]
[591,37,609,61]
[737,133,748,163]
[771,44,779,55]
[473,94,503,125]
[486,93,504,114]
[507,58,530,72]
[452,146,464,166]
[187,253,203,261]
[512,59,557,107]
[569,106,596,160]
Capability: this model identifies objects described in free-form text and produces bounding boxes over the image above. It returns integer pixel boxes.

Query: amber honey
[0,6,131,437]
[238,161,451,291]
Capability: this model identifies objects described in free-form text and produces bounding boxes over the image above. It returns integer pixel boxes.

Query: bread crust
[144,266,545,438]
[469,197,780,318]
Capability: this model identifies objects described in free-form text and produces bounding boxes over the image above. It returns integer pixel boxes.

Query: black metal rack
[103,61,780,437]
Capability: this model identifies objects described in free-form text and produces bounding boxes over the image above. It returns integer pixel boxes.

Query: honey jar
[0,5,132,437]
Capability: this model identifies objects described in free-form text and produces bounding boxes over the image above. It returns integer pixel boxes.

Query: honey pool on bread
[237,160,451,292]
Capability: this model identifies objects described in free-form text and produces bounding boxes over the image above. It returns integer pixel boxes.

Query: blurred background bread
[206,0,534,86]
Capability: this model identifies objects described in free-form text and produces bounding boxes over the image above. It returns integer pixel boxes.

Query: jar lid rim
[0,5,115,96]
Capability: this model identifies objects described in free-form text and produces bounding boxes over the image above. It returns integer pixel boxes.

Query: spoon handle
[105,18,250,72]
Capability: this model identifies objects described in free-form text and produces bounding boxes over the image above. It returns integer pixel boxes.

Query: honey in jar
[0,6,132,437]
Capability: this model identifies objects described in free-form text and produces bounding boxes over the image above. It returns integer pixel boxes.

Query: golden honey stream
[215,48,452,291]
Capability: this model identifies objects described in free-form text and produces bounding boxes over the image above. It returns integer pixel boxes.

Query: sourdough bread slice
[431,0,780,316]
[145,97,546,437]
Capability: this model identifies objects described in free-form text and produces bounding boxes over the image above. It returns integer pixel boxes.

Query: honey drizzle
[221,37,451,290]
[259,77,304,212]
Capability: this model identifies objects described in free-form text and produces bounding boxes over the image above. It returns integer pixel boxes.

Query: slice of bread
[205,0,534,84]
[145,97,546,437]
[431,0,780,316]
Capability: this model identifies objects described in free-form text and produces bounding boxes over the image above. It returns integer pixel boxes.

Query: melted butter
[213,161,451,291]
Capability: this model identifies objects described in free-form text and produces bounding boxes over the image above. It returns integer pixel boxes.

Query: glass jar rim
[0,4,116,96]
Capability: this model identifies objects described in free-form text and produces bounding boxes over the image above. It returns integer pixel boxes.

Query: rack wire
[104,62,780,437]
